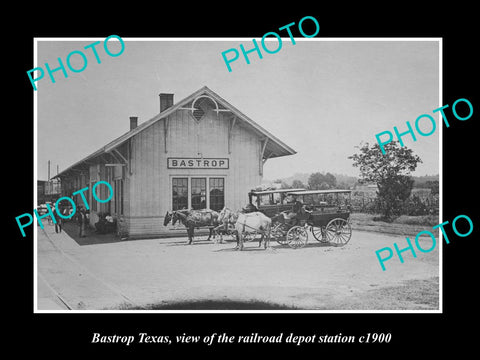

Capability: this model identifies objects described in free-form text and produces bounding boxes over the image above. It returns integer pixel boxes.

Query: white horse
[236,212,272,250]
[218,207,271,251]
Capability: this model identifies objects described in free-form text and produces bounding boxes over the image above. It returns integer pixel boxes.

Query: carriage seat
[279,207,311,226]
[242,203,258,213]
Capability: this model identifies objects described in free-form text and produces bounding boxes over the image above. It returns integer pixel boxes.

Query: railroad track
[38,271,73,310]
[38,226,142,310]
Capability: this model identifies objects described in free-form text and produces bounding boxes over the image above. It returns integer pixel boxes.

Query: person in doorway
[77,206,87,237]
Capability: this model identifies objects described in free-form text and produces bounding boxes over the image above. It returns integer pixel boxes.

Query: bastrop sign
[167,158,229,169]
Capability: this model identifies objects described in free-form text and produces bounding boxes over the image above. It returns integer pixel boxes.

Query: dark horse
[163,209,220,244]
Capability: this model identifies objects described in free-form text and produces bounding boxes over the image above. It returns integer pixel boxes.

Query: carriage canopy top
[249,188,306,196]
[286,189,352,196]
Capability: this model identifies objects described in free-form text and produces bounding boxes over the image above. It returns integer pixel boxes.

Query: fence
[351,189,439,216]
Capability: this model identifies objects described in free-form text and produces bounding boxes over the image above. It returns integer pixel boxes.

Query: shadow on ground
[61,222,219,246]
[116,299,298,310]
[61,222,124,246]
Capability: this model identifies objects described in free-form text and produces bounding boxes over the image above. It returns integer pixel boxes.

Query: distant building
[37,179,61,205]
[45,178,61,196]
[37,180,46,205]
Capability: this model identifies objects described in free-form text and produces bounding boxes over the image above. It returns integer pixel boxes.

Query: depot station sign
[167,158,229,170]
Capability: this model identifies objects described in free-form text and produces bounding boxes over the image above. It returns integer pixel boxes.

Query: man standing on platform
[77,206,87,238]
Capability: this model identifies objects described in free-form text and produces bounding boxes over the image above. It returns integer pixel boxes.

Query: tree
[425,180,439,195]
[337,181,350,190]
[279,181,291,189]
[308,172,337,190]
[273,179,291,189]
[324,172,337,188]
[291,179,306,189]
[349,141,422,220]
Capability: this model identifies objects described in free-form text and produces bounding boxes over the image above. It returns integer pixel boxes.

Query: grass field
[350,213,440,237]
[327,276,439,310]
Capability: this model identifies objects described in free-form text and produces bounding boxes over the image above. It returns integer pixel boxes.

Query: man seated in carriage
[242,202,258,213]
[283,194,304,225]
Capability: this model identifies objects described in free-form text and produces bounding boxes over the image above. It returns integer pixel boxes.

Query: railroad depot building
[55,86,296,238]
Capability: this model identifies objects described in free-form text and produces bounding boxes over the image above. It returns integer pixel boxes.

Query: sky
[36,38,440,182]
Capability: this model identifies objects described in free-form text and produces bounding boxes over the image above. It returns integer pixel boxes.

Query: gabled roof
[55,86,296,178]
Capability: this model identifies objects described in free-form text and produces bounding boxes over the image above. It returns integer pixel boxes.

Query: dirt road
[37,222,439,311]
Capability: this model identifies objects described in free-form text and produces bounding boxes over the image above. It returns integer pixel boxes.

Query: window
[209,178,224,211]
[172,178,188,211]
[172,177,225,211]
[191,178,206,210]
[272,192,282,205]
[259,194,271,206]
[304,194,314,205]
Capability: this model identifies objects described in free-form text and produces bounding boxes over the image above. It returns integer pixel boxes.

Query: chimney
[129,116,138,130]
[159,93,174,113]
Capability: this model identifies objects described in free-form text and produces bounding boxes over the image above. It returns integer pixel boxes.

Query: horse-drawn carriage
[270,189,353,249]
[247,188,306,217]
[163,188,353,251]
[214,187,306,250]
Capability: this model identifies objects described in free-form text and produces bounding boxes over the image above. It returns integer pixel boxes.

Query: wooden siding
[126,108,262,237]
[87,152,129,227]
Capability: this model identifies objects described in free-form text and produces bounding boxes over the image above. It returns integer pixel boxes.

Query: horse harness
[239,212,266,233]
[176,210,215,228]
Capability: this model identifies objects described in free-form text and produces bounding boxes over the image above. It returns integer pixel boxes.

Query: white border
[33,37,442,314]
[33,38,39,312]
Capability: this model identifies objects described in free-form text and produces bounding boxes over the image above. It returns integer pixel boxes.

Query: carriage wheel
[220,229,237,243]
[311,226,328,243]
[324,218,352,247]
[243,232,255,242]
[223,224,237,242]
[286,226,308,249]
[226,230,238,242]
[271,223,288,246]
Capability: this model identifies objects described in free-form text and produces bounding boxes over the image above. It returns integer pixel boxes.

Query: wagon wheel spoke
[272,223,288,246]
[311,226,328,243]
[243,232,253,242]
[225,225,237,242]
[227,231,237,242]
[287,226,308,249]
[222,228,237,242]
[325,218,352,247]
[330,228,348,245]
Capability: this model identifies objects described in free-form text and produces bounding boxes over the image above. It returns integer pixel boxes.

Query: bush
[402,194,438,216]
[351,193,438,217]
[394,215,439,226]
